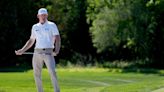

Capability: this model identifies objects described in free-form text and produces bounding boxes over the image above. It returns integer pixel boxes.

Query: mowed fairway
[0,68,164,92]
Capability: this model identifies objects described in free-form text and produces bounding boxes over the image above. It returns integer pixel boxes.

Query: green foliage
[0,0,40,67]
[0,0,94,67]
[1,0,164,68]
[89,0,133,53]
[50,0,93,56]
[87,0,164,68]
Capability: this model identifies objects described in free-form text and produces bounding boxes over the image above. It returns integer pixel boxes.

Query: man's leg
[44,55,60,92]
[32,54,44,92]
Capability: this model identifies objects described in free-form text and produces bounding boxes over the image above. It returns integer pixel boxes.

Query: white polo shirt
[30,21,60,49]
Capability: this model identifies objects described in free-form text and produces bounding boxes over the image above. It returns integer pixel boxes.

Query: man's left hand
[53,52,58,56]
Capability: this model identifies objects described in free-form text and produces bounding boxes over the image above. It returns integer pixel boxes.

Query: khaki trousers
[32,48,60,92]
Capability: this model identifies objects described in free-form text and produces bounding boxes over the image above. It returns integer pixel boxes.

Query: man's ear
[37,14,39,18]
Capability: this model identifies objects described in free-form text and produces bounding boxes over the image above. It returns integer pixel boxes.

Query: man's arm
[15,38,35,55]
[54,35,61,55]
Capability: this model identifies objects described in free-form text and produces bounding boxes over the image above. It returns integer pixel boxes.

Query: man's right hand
[15,49,24,55]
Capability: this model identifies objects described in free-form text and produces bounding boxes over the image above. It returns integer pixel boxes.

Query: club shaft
[23,52,55,56]
[23,52,34,54]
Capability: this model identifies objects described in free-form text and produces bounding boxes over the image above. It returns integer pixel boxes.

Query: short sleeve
[30,25,36,39]
[52,23,60,36]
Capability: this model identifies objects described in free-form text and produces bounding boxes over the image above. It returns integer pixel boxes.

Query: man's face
[37,14,48,23]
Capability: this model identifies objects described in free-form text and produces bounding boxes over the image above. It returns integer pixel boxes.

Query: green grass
[0,68,164,92]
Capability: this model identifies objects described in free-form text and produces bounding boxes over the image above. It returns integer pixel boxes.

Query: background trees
[87,0,164,68]
[0,0,164,68]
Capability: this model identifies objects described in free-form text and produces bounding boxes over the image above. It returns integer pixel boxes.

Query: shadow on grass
[102,61,164,75]
[107,67,164,76]
[0,67,31,72]
[122,68,159,74]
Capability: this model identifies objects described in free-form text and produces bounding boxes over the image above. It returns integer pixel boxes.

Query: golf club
[23,52,57,56]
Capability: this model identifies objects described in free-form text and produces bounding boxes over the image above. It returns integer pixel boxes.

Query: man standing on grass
[15,8,60,92]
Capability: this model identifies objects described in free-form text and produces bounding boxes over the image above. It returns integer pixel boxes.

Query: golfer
[15,8,60,92]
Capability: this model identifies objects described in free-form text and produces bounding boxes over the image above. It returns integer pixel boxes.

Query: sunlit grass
[0,68,163,92]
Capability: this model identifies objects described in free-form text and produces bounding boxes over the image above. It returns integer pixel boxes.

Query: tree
[87,0,136,59]
[87,0,164,68]
[49,0,94,63]
[0,0,53,67]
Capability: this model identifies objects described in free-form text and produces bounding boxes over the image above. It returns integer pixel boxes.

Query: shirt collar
[38,20,48,26]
